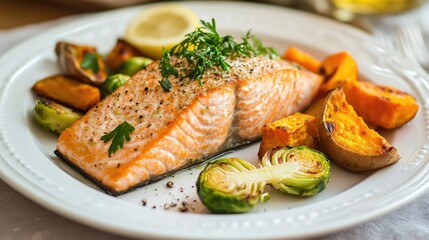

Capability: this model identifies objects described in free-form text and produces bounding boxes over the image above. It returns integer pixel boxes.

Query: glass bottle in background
[333,0,423,14]
[302,0,425,22]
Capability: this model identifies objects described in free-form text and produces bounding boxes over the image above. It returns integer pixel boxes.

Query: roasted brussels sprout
[261,146,330,196]
[197,146,330,213]
[55,41,107,86]
[106,39,144,71]
[32,97,82,134]
[119,57,153,76]
[197,158,267,214]
[100,74,130,98]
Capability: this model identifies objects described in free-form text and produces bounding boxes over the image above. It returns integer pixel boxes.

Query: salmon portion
[56,56,323,195]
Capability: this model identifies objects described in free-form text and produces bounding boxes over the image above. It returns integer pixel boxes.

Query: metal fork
[394,23,429,73]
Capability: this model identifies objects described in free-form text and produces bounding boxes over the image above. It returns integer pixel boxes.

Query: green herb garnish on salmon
[101,121,135,157]
[158,18,278,91]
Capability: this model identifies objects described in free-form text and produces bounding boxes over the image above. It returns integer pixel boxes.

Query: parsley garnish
[80,53,100,73]
[100,121,135,157]
[159,18,278,91]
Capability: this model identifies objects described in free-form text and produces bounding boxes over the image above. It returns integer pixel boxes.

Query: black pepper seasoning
[166,181,174,188]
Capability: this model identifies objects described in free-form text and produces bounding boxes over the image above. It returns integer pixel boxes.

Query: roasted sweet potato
[305,98,324,119]
[257,112,319,159]
[317,88,400,172]
[317,51,358,98]
[343,81,418,129]
[55,42,107,86]
[283,47,321,73]
[32,74,100,111]
[106,39,144,71]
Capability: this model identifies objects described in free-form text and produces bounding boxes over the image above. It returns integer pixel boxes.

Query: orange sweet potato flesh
[106,39,144,71]
[258,112,319,159]
[317,51,358,98]
[318,88,400,172]
[283,47,321,73]
[343,81,418,129]
[32,75,100,111]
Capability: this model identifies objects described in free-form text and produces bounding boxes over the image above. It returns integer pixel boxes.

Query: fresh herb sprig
[159,18,278,91]
[101,121,135,157]
[80,53,100,73]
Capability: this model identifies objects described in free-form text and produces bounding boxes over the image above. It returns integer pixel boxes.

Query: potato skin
[318,88,400,172]
[343,81,418,129]
[258,112,319,159]
[55,42,107,86]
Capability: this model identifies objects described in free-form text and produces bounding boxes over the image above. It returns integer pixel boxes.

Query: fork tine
[395,23,429,70]
[407,25,429,67]
[376,32,395,52]
[395,24,420,66]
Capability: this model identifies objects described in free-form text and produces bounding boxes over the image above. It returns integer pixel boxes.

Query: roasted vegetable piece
[100,74,130,98]
[317,51,358,98]
[55,41,107,86]
[119,57,153,76]
[283,47,321,73]
[32,74,100,111]
[106,39,145,71]
[197,158,267,214]
[197,146,330,213]
[33,97,82,134]
[258,112,319,159]
[261,146,330,196]
[343,81,419,129]
[317,88,400,172]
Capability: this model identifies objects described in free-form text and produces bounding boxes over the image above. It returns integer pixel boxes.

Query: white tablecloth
[1,4,429,240]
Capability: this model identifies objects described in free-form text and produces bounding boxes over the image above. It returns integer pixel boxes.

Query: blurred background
[0,1,428,240]
[0,0,426,29]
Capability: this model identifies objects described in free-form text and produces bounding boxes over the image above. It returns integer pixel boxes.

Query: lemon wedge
[124,5,200,60]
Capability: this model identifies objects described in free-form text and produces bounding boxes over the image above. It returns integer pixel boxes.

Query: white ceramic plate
[1,1,429,239]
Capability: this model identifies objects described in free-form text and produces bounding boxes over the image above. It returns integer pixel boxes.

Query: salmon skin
[55,56,323,196]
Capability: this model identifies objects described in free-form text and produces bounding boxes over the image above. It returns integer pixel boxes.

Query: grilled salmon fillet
[56,56,323,195]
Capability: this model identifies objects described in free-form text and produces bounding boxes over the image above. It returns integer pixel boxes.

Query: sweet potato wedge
[258,112,319,159]
[106,39,144,71]
[317,88,400,172]
[317,51,358,98]
[32,74,100,111]
[283,47,321,73]
[343,81,418,129]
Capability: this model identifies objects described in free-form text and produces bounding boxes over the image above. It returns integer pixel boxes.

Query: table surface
[1,1,429,240]
[0,0,86,29]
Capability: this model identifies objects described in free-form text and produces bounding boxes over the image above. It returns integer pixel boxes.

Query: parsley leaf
[100,121,135,157]
[80,53,100,73]
[159,18,278,91]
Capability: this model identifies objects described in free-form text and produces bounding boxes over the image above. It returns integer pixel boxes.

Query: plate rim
[0,1,429,239]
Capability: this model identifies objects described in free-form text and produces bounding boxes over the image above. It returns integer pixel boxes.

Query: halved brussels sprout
[197,146,330,214]
[100,74,130,98]
[55,41,107,86]
[197,158,267,214]
[119,57,153,76]
[261,146,330,196]
[32,97,82,134]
